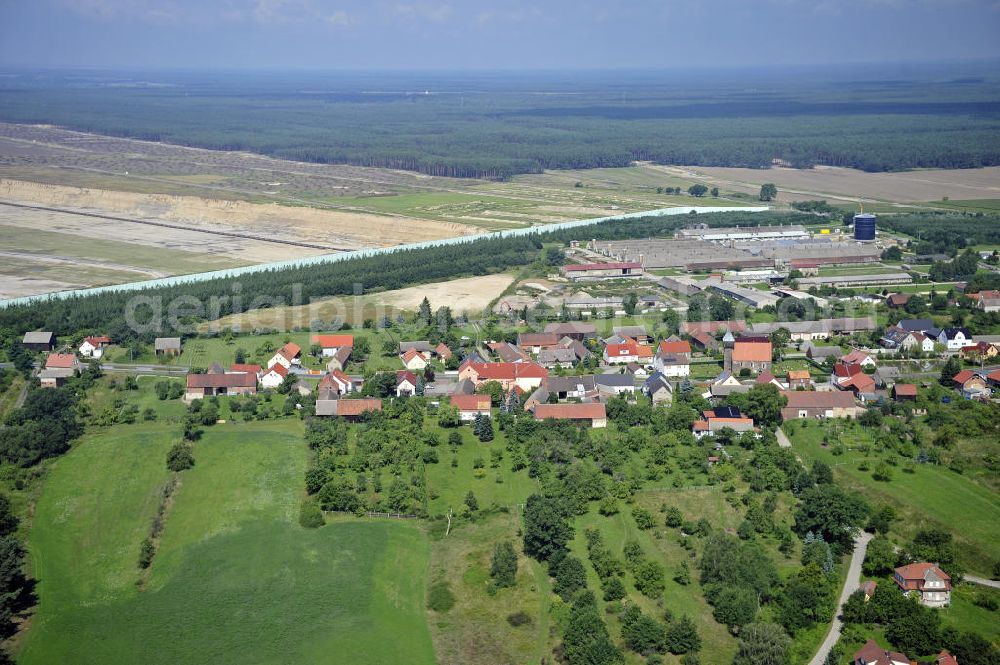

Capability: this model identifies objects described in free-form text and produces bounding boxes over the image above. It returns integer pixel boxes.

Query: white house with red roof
[449,394,491,421]
[268,343,301,370]
[261,363,289,389]
[654,339,691,377]
[603,336,654,365]
[79,335,112,358]
[852,639,910,665]
[396,370,418,397]
[894,562,951,607]
[318,370,353,398]
[458,360,547,392]
[311,334,354,356]
[400,347,429,371]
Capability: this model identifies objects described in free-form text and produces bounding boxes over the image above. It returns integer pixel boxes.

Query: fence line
[0,205,767,309]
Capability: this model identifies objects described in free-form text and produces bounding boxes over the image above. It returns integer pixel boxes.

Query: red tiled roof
[894,383,917,397]
[312,334,354,348]
[782,390,856,409]
[534,403,606,421]
[320,370,351,389]
[985,369,1000,383]
[84,335,111,346]
[894,562,951,592]
[787,370,811,380]
[841,349,871,365]
[187,371,256,389]
[562,262,642,272]
[936,650,959,665]
[435,343,453,358]
[396,370,418,385]
[277,343,301,360]
[467,362,548,381]
[518,333,559,347]
[732,340,772,362]
[265,364,289,378]
[842,373,876,393]
[449,394,491,411]
[834,361,864,378]
[401,348,425,363]
[336,398,382,416]
[46,353,77,369]
[952,369,977,385]
[658,340,691,355]
[683,320,746,335]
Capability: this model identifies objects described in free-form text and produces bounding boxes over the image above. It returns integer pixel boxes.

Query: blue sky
[1,0,999,70]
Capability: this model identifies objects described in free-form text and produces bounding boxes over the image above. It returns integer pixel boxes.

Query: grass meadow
[18,418,436,665]
[787,420,1000,576]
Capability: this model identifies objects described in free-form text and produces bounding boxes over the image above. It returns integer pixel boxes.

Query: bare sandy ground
[0,179,478,249]
[202,273,515,332]
[656,165,1000,204]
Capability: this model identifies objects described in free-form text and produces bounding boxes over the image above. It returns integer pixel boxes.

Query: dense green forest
[1,68,999,179]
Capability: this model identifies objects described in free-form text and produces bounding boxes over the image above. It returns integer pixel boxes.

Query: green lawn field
[19,420,436,665]
[788,421,1000,576]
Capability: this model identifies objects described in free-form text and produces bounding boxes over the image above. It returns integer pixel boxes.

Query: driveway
[809,531,874,665]
[965,575,1000,590]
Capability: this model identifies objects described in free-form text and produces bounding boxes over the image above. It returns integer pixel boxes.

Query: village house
[654,339,691,377]
[543,321,597,341]
[881,326,936,353]
[755,370,784,390]
[688,330,717,351]
[781,390,861,420]
[435,343,453,361]
[260,363,289,389]
[538,347,578,368]
[803,342,843,363]
[787,369,812,390]
[840,349,876,368]
[951,369,991,399]
[458,361,548,392]
[449,394,492,422]
[79,335,111,358]
[318,370,353,399]
[641,372,674,404]
[46,353,80,372]
[595,373,636,397]
[396,370,418,397]
[728,339,772,375]
[959,341,999,362]
[692,406,755,439]
[707,370,751,398]
[892,383,917,401]
[185,367,257,400]
[267,343,301,369]
[526,376,599,409]
[489,341,530,364]
[852,639,911,665]
[517,332,559,354]
[603,336,653,365]
[154,337,182,356]
[612,326,651,344]
[399,340,434,355]
[894,562,951,607]
[937,327,975,351]
[558,337,592,362]
[38,368,73,388]
[748,317,876,342]
[22,331,56,352]
[312,334,354,356]
[968,289,1000,312]
[682,320,746,337]
[861,580,878,602]
[532,402,607,428]
[400,347,429,371]
[935,651,959,665]
[231,363,263,379]
[324,346,352,372]
[314,398,382,420]
[885,292,911,309]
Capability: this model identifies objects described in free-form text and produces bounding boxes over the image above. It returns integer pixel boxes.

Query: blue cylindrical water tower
[853,213,876,241]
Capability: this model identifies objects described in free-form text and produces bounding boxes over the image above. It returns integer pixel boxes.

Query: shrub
[137,538,155,569]
[427,581,456,612]
[507,611,532,627]
[166,442,195,472]
[298,500,325,529]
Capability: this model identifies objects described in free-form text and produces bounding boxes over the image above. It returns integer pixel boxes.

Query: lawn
[787,421,1000,576]
[19,419,437,665]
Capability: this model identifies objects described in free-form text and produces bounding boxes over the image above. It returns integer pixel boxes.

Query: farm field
[787,420,1000,576]
[200,272,517,331]
[19,418,436,665]
[673,164,1000,205]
